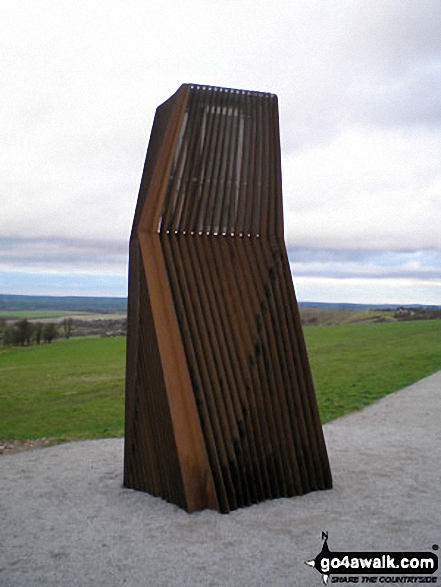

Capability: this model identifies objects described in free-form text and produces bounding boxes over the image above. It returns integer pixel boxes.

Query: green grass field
[0,337,126,442]
[305,320,441,422]
[0,320,440,443]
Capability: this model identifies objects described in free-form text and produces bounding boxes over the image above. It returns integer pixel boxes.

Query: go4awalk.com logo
[305,532,439,585]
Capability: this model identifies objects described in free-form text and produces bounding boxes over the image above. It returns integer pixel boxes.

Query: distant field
[1,306,437,327]
[0,310,126,322]
[0,294,127,313]
[0,310,81,320]
[0,320,440,442]
[299,307,395,326]
[1,307,374,328]
[67,312,126,322]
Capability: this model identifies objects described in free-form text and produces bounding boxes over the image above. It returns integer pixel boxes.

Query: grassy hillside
[0,320,440,443]
[306,320,441,422]
[0,337,126,441]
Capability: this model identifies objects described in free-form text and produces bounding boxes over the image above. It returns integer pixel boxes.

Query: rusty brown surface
[124,84,332,513]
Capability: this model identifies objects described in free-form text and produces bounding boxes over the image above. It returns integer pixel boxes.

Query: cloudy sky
[1,0,440,304]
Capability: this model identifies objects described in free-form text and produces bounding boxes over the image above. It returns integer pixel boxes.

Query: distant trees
[1,320,59,347]
[0,319,35,346]
[2,326,13,346]
[16,319,34,346]
[34,322,43,344]
[43,323,58,344]
[0,314,128,346]
[61,317,74,339]
[393,307,441,321]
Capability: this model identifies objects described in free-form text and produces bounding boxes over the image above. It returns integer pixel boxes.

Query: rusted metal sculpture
[124,84,332,512]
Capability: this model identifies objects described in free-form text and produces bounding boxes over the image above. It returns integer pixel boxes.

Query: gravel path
[1,372,440,586]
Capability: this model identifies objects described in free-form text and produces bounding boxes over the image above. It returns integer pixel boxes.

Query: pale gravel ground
[1,372,440,587]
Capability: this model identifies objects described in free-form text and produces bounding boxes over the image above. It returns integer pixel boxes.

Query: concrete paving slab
[1,371,440,586]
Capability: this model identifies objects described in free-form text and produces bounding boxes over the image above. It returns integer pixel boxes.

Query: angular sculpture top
[124,84,332,513]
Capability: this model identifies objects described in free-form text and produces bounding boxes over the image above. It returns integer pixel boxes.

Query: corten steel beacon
[124,84,332,513]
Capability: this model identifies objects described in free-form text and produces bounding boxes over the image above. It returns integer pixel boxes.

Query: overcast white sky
[1,0,440,304]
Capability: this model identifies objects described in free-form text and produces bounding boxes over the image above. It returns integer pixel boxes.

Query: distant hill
[298,301,441,311]
[0,294,127,313]
[0,294,438,314]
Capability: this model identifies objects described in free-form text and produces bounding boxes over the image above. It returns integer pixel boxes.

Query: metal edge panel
[139,231,219,511]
